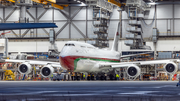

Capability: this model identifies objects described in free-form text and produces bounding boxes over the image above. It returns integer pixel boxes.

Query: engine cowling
[40,65,54,78]
[18,63,32,74]
[164,62,178,74]
[127,65,141,78]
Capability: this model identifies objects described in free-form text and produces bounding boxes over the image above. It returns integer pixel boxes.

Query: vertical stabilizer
[111,22,120,51]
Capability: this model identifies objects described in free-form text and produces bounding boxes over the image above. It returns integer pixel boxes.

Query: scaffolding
[90,7,110,48]
[124,0,151,50]
[85,0,113,48]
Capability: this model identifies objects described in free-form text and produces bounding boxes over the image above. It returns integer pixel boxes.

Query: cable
[141,6,156,28]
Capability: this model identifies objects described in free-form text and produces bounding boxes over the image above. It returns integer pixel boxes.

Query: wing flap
[99,59,179,70]
[139,60,174,65]
[4,59,61,67]
[99,63,134,69]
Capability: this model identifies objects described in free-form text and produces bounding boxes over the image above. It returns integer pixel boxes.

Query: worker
[177,75,180,87]
[87,74,90,80]
[51,74,53,81]
[116,74,119,80]
[104,73,107,80]
[71,72,74,81]
[91,74,94,80]
[96,75,99,80]
[83,74,85,80]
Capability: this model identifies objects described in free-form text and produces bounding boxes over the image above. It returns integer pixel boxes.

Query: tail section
[111,22,120,51]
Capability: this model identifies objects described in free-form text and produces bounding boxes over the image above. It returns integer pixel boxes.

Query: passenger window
[65,44,75,46]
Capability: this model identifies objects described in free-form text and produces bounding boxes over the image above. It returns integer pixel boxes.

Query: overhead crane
[0,0,69,30]
[107,0,125,7]
[32,0,69,10]
[1,0,68,9]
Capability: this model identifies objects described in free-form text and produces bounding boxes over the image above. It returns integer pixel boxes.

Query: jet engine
[164,62,178,74]
[127,65,141,78]
[40,65,54,78]
[18,62,32,74]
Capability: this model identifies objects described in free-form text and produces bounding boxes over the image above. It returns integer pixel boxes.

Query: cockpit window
[65,44,75,46]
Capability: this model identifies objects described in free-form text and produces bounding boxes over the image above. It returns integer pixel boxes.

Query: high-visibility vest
[51,75,53,77]
[116,74,119,78]
[83,75,85,78]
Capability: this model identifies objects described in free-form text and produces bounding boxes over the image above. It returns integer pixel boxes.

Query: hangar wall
[8,39,180,52]
[0,4,179,39]
[0,4,180,53]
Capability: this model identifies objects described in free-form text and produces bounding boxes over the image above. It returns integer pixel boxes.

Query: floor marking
[118,91,159,95]
[0,91,60,95]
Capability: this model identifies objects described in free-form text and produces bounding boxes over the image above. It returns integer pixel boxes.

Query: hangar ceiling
[56,0,85,4]
[55,0,180,4]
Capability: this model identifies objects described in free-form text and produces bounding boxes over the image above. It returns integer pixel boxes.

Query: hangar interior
[0,0,180,81]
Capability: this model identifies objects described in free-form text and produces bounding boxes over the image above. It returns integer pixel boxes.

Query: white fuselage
[59,41,120,72]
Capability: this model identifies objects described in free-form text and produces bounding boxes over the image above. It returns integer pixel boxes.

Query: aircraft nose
[60,46,72,57]
[59,56,74,71]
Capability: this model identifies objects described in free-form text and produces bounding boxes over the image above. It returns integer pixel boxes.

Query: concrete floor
[0,81,179,101]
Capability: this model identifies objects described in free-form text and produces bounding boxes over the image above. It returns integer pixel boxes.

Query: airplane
[4,22,180,80]
[59,22,180,79]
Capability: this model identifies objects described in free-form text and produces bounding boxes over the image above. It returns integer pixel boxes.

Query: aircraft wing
[99,59,178,69]
[120,52,153,58]
[3,59,61,68]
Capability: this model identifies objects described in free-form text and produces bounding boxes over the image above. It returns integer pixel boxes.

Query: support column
[86,6,88,41]
[19,6,26,23]
[69,6,71,39]
[4,38,8,58]
[119,8,122,38]
[154,5,157,78]
[35,7,38,37]
[173,4,174,35]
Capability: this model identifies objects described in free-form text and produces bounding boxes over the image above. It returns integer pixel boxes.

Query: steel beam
[58,10,69,19]
[19,30,21,37]
[71,6,83,20]
[56,21,68,37]
[155,5,157,28]
[52,8,54,23]
[8,37,49,39]
[42,28,49,36]
[36,7,38,37]
[86,6,88,40]
[38,9,48,20]
[69,4,88,7]
[72,22,86,38]
[22,29,30,37]
[173,4,174,35]
[5,7,17,21]
[11,30,19,37]
[26,10,35,20]
[51,3,64,10]
[3,7,5,23]
[32,0,48,5]
[108,0,123,7]
[119,10,122,38]
[147,1,180,5]
[69,6,71,39]
[0,17,2,22]
[0,23,57,30]
[7,0,15,3]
